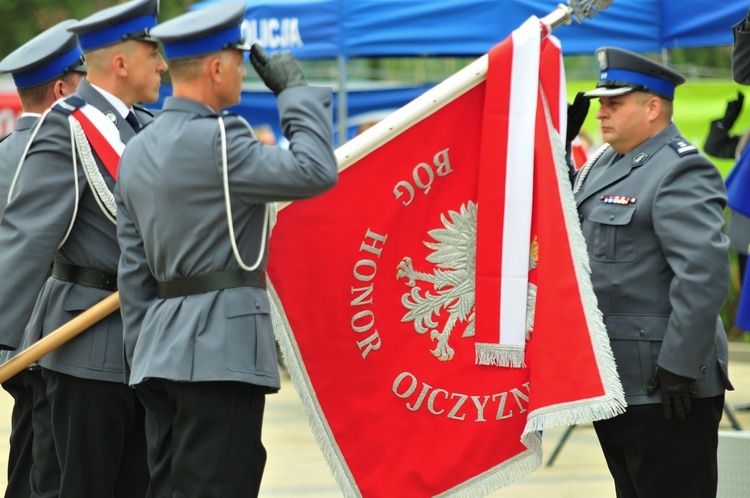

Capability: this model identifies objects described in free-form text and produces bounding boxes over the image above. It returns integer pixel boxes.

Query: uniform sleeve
[220,85,338,203]
[733,19,750,85]
[0,112,80,349]
[652,154,730,378]
[115,162,158,382]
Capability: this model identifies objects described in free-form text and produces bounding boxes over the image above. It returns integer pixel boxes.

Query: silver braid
[70,116,117,224]
[572,143,610,194]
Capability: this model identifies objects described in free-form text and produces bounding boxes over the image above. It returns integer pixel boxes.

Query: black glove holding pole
[719,91,744,131]
[250,43,308,96]
[646,366,697,421]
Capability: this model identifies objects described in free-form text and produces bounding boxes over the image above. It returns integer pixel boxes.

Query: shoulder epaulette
[220,111,252,131]
[133,102,154,118]
[668,137,698,157]
[51,95,86,116]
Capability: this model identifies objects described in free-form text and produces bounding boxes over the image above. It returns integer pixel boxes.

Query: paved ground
[258,357,750,498]
[0,349,749,497]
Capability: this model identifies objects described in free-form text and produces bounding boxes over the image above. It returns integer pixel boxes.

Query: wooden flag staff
[0,292,120,383]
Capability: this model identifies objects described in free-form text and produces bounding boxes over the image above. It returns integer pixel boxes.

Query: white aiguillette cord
[218,116,270,271]
[572,143,610,194]
[7,110,80,249]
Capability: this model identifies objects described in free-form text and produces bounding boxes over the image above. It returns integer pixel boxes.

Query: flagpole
[0,292,120,383]
[303,1,610,185]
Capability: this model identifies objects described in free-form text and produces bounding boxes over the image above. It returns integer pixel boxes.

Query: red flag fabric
[571,140,589,169]
[267,17,624,497]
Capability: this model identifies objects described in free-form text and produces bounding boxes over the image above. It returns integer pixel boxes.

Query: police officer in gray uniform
[574,47,732,498]
[0,19,86,498]
[115,2,337,496]
[0,0,167,496]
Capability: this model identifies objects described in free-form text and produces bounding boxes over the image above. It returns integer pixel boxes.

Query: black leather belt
[52,262,118,291]
[157,269,266,299]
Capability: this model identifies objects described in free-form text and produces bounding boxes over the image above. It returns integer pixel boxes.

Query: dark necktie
[125,111,141,132]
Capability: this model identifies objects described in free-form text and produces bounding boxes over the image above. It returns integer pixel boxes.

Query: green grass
[567,79,750,177]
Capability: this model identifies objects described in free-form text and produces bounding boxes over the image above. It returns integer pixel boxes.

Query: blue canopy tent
[191,0,746,55]
[182,0,747,142]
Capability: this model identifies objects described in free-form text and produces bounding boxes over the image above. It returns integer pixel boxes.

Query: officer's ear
[207,55,223,84]
[112,52,128,78]
[52,79,67,100]
[645,95,663,122]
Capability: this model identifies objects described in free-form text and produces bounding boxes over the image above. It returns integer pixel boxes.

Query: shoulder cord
[218,116,270,271]
[6,110,80,249]
[572,142,611,194]
[69,116,117,224]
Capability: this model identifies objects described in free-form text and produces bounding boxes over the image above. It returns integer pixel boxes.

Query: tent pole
[337,55,348,146]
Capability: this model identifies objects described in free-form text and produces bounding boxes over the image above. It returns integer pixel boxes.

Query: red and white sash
[71,104,126,181]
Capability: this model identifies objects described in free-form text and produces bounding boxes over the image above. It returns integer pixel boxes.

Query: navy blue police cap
[585,47,686,101]
[0,19,86,89]
[68,0,159,52]
[148,1,250,60]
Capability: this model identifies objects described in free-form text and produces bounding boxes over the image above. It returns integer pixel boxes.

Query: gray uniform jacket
[733,19,750,84]
[0,78,152,383]
[0,115,38,365]
[574,123,732,406]
[115,87,337,389]
[0,115,38,219]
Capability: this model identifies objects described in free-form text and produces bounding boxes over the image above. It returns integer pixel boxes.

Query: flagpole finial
[541,1,614,33]
[569,0,614,23]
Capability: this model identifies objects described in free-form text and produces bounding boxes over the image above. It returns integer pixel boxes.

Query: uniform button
[323,99,331,108]
[609,214,615,221]
[700,366,708,375]
[578,214,584,223]
[255,302,261,309]
[639,329,645,336]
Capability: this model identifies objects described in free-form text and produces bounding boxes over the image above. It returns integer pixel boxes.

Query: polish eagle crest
[396,201,477,361]
[397,200,538,361]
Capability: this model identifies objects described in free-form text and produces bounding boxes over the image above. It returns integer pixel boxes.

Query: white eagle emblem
[396,201,477,361]
[397,200,539,362]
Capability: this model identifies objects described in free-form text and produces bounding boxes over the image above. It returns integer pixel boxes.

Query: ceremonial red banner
[268,18,624,497]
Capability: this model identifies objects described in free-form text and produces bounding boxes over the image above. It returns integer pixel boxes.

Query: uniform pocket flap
[63,285,111,312]
[225,288,271,318]
[605,314,669,341]
[588,205,636,225]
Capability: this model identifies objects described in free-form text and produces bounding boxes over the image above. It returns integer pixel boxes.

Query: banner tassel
[523,102,626,435]
[269,282,361,498]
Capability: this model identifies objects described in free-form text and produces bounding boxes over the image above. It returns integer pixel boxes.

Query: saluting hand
[720,91,744,130]
[250,43,308,96]
[566,92,590,145]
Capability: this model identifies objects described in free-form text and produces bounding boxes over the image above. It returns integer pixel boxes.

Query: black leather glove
[719,92,744,130]
[646,366,697,421]
[566,92,590,145]
[250,43,308,96]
